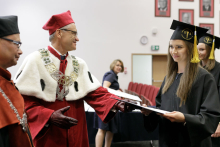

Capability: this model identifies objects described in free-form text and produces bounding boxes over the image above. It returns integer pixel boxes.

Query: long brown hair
[200,44,215,71]
[162,40,199,106]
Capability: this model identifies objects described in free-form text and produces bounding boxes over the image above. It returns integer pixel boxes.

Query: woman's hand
[141,104,152,116]
[160,111,185,123]
[211,124,220,138]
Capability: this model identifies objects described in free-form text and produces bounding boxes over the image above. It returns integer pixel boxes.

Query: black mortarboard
[199,33,220,49]
[170,20,208,44]
[198,33,220,59]
[0,15,19,38]
[170,20,208,63]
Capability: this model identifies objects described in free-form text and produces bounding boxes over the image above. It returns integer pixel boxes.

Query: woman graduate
[197,34,220,147]
[141,20,220,147]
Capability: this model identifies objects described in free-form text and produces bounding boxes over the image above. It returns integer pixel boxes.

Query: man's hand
[49,106,78,129]
[160,111,185,123]
[211,124,220,138]
[114,99,136,112]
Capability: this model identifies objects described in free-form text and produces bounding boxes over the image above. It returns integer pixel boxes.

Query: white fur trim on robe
[14,49,101,102]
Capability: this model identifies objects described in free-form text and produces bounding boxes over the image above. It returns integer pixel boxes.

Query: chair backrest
[131,82,138,92]
[151,87,160,106]
[135,83,143,95]
[144,85,152,99]
[140,84,147,96]
[128,82,133,90]
[148,86,155,102]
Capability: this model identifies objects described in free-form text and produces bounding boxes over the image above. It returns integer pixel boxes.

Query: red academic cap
[43,10,75,35]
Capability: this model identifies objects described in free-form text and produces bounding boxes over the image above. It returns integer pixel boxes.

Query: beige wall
[1,0,220,90]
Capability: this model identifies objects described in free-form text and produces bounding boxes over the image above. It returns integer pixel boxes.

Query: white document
[110,97,170,114]
[107,88,142,102]
[137,105,170,114]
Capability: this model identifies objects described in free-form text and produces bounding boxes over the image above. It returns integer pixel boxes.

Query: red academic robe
[23,47,119,147]
[23,87,118,147]
[0,67,33,147]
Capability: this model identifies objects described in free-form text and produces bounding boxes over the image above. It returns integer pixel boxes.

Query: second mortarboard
[198,33,220,60]
[170,20,208,63]
[0,15,19,38]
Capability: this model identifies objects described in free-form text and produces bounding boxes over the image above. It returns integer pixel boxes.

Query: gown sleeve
[22,95,54,140]
[103,72,115,83]
[84,86,119,123]
[218,80,220,101]
[217,70,220,101]
[184,73,220,146]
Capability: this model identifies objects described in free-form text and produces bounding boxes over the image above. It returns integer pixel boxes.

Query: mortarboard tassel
[209,36,215,60]
[191,26,200,63]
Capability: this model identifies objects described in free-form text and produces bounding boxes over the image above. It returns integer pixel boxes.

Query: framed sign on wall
[200,0,214,17]
[179,9,194,25]
[155,0,171,17]
[199,23,214,35]
[179,0,194,1]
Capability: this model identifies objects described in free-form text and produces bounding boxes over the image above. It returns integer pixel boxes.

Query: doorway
[152,55,167,87]
[132,54,167,87]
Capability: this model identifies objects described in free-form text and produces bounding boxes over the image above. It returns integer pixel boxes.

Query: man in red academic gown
[14,10,132,147]
[0,15,34,147]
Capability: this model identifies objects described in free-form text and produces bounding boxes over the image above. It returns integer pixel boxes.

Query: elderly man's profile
[158,0,167,11]
[182,13,191,24]
[203,0,211,11]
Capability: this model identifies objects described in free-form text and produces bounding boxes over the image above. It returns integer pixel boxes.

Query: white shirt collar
[49,44,66,56]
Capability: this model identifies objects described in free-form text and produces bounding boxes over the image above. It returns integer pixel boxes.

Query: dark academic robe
[210,61,220,98]
[209,61,220,147]
[0,67,33,147]
[22,47,119,147]
[144,67,220,147]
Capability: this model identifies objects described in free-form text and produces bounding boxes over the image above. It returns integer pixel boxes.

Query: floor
[89,140,159,147]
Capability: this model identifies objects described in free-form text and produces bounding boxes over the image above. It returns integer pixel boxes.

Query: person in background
[141,20,220,147]
[197,33,220,147]
[0,15,34,147]
[94,59,124,147]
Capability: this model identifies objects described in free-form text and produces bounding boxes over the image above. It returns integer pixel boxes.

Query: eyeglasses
[60,29,78,37]
[1,37,22,48]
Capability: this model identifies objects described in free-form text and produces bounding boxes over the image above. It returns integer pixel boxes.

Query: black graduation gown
[210,61,220,98]
[144,67,220,147]
[209,61,220,147]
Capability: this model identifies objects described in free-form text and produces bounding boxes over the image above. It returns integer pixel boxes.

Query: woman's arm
[103,81,111,88]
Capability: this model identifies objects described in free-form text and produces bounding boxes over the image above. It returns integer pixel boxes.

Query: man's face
[159,0,167,9]
[182,13,190,23]
[0,34,22,69]
[59,23,79,52]
[203,0,211,7]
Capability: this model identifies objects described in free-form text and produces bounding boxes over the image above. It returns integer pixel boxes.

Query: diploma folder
[110,97,170,114]
[107,88,142,102]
